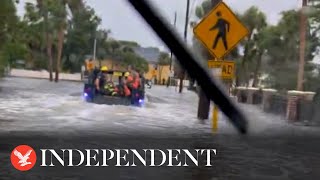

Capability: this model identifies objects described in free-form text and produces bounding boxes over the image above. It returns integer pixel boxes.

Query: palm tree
[37,0,84,82]
[37,0,53,81]
[240,7,267,86]
[54,0,68,82]
[55,0,85,82]
[21,3,42,68]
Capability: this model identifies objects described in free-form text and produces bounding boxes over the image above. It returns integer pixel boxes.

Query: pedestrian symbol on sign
[210,11,230,51]
[193,2,249,59]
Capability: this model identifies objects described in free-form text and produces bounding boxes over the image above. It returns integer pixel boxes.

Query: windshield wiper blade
[126,0,248,134]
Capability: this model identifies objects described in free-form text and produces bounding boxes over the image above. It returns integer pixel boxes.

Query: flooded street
[0,77,206,135]
[0,77,319,137]
[3,0,320,178]
[0,77,320,179]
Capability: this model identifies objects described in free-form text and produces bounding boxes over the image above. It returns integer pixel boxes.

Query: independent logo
[11,145,37,171]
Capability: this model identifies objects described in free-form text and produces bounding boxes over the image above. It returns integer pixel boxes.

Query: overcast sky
[17,0,301,51]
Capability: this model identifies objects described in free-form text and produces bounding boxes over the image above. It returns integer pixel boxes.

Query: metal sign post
[193,1,248,123]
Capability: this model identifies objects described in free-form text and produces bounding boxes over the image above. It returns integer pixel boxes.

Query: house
[133,47,172,84]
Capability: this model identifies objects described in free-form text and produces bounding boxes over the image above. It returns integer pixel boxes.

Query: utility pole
[179,0,190,93]
[167,12,177,88]
[93,38,98,67]
[197,0,221,120]
[297,0,308,91]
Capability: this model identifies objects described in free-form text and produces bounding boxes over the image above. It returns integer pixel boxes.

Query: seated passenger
[126,68,140,89]
[103,81,118,96]
[133,73,140,90]
[118,72,131,97]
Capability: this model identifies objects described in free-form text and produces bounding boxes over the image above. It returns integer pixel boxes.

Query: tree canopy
[3,0,320,90]
[0,0,149,79]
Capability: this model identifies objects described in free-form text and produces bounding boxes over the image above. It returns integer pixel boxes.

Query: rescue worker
[95,66,117,96]
[88,66,100,85]
[92,66,100,80]
[126,67,140,104]
[95,66,108,94]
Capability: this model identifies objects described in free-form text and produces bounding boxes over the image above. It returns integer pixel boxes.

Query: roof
[133,47,160,64]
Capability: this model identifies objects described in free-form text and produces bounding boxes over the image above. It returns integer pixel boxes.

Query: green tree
[261,10,319,90]
[118,40,140,48]
[239,6,267,87]
[1,0,110,77]
[95,29,112,67]
[62,3,101,72]
[0,0,19,74]
[108,40,121,54]
[120,51,149,73]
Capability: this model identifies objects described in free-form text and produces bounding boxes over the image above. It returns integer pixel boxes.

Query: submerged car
[83,70,145,106]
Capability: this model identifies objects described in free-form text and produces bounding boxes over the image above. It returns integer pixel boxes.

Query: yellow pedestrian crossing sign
[193,2,249,59]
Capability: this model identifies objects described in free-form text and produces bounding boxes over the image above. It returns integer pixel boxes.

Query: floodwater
[0,77,206,135]
[0,77,318,136]
[0,77,320,179]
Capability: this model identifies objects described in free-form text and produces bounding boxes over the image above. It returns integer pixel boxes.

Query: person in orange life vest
[126,67,141,104]
[126,67,140,90]
[117,72,131,97]
[123,72,131,97]
[126,71,134,89]
[132,73,140,90]
[127,73,136,105]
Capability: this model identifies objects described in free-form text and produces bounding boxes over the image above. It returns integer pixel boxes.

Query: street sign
[193,2,249,59]
[208,60,235,79]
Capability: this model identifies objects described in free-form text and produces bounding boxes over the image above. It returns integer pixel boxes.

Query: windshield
[0,0,319,179]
